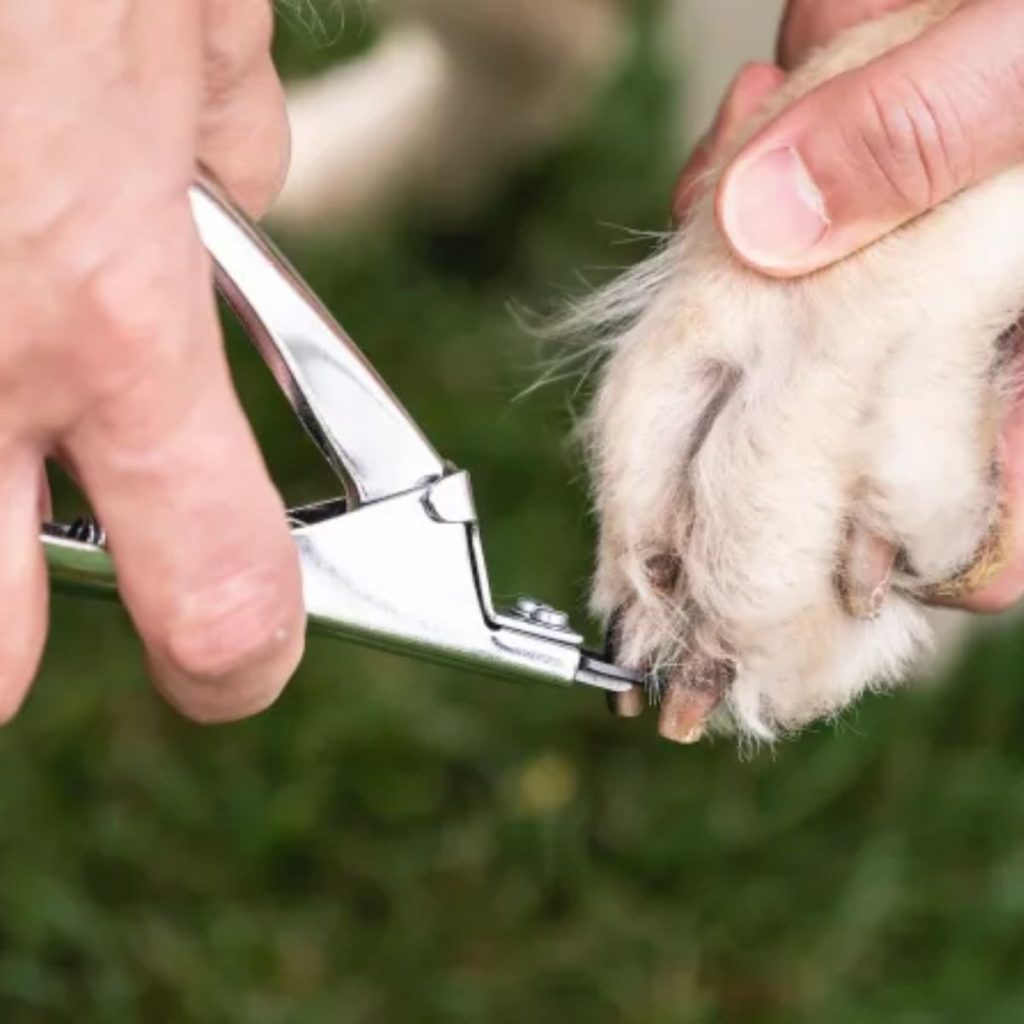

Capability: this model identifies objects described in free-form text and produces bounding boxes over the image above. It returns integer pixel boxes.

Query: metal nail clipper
[40,178,641,698]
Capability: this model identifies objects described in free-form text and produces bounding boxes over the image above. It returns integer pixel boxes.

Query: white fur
[272,0,1013,739]
[585,0,1024,740]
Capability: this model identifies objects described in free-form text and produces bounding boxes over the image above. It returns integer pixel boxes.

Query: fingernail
[720,146,830,268]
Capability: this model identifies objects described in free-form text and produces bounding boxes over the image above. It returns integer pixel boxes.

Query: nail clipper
[41,178,641,700]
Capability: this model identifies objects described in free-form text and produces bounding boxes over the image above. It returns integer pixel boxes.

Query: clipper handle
[190,177,446,507]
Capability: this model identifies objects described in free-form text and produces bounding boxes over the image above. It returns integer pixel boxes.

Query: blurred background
[7,2,1024,1020]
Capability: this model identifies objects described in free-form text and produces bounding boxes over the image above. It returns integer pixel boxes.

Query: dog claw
[657,683,719,743]
[837,524,897,620]
[656,658,734,744]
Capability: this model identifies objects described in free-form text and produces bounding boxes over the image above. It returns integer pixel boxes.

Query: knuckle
[854,74,972,213]
[1,168,201,373]
[205,70,290,217]
[777,0,823,68]
[58,222,207,405]
[205,0,275,92]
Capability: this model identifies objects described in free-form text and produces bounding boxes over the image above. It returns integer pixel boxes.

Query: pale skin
[678,0,1024,613]
[0,0,302,724]
[2,0,1021,727]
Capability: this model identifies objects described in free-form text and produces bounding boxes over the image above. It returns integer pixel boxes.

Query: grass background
[4,5,1024,1021]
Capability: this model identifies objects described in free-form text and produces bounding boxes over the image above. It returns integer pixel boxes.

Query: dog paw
[584,3,1024,743]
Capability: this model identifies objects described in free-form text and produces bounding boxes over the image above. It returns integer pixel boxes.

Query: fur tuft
[582,0,1023,742]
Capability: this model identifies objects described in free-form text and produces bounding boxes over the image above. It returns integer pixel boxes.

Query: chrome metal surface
[189,179,445,508]
[43,475,638,693]
[41,180,643,697]
[297,475,607,687]
[42,525,116,596]
[533,606,571,630]
[508,596,572,632]
[513,597,542,617]
[421,473,477,525]
[574,654,645,691]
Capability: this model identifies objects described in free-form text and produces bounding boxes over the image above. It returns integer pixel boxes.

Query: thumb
[673,62,785,224]
[716,0,1024,277]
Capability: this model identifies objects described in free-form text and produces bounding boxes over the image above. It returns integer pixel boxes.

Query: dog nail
[656,658,734,745]
[607,685,646,718]
[837,524,896,619]
[657,683,718,744]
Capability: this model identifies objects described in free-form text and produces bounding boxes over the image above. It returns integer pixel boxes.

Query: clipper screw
[512,596,571,631]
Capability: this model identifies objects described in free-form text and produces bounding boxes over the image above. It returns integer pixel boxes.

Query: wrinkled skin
[0,1,302,724]
[679,0,1024,614]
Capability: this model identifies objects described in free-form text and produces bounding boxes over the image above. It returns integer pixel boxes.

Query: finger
[673,62,786,224]
[955,401,1024,613]
[200,0,289,217]
[62,201,303,723]
[38,468,52,521]
[717,0,1024,276]
[0,446,49,723]
[777,0,917,69]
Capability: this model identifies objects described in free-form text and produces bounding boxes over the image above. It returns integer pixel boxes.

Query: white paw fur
[585,0,1024,742]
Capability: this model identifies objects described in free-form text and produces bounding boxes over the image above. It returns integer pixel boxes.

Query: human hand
[676,0,1024,611]
[0,0,303,722]
[673,0,912,222]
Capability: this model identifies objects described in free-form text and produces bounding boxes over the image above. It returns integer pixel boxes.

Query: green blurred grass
[5,9,1024,1022]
